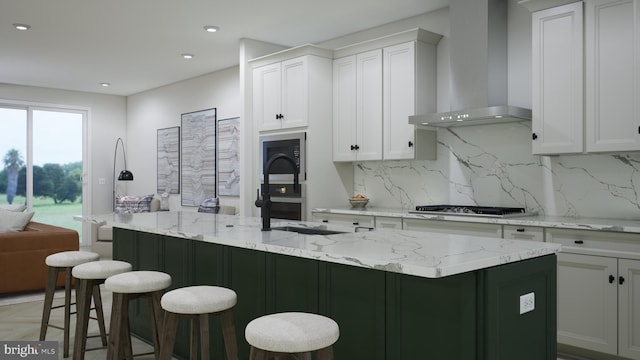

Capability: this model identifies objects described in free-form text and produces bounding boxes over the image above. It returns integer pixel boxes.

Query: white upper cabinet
[254,56,309,131]
[383,41,437,160]
[531,2,584,154]
[529,0,640,154]
[333,50,383,161]
[332,29,440,162]
[585,0,640,152]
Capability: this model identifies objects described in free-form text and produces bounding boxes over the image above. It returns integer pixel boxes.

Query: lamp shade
[118,170,134,181]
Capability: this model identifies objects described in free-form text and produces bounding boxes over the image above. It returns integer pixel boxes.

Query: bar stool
[39,250,102,358]
[72,260,132,360]
[160,285,239,360]
[104,270,172,360]
[245,312,339,360]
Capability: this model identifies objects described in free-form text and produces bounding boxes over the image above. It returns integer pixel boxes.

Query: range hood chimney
[409,0,531,127]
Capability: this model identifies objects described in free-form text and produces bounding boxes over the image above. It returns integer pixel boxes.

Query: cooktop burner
[410,205,529,218]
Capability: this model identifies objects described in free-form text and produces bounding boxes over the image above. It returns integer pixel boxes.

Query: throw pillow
[0,204,26,212]
[115,194,154,214]
[0,209,35,232]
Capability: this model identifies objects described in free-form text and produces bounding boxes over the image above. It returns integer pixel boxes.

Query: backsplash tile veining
[354,122,640,219]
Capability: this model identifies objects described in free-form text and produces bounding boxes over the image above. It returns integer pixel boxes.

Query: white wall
[125,66,241,211]
[0,83,127,216]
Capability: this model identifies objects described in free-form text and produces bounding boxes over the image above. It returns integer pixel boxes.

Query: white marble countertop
[78,211,560,279]
[312,206,640,233]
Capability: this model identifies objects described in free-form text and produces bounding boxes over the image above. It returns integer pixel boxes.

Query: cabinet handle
[350,145,356,151]
[609,275,615,284]
[275,114,284,119]
[516,228,525,232]
[620,276,626,285]
[408,141,413,148]
[354,145,360,150]
[532,133,538,140]
[574,240,584,244]
[322,220,328,223]
[352,222,359,226]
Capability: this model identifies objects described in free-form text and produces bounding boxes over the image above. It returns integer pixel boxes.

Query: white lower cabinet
[402,219,502,238]
[549,228,640,359]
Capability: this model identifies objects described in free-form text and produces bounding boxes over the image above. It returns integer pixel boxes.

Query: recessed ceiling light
[182,53,194,59]
[13,23,31,31]
[204,25,219,33]
[100,82,110,87]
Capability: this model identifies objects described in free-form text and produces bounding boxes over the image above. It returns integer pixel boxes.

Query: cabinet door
[532,2,584,154]
[281,56,308,129]
[619,258,640,359]
[383,42,416,160]
[254,62,282,131]
[557,253,617,355]
[375,216,402,229]
[585,0,640,152]
[356,49,383,161]
[333,56,357,161]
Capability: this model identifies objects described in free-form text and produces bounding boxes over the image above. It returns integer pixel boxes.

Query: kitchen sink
[271,226,347,235]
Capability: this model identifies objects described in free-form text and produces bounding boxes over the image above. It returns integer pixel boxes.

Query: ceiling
[1,0,449,96]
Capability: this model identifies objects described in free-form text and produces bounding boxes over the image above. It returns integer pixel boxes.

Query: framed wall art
[157,126,180,194]
[180,108,216,206]
[217,117,240,196]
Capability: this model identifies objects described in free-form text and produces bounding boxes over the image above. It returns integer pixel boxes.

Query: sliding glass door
[0,105,86,242]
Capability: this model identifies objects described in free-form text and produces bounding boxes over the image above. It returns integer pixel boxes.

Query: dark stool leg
[62,268,72,358]
[190,316,199,360]
[249,347,268,360]
[160,312,179,360]
[199,314,210,360]
[107,292,125,360]
[220,308,239,360]
[91,285,108,346]
[73,278,95,360]
[149,291,164,359]
[316,346,334,360]
[39,266,60,342]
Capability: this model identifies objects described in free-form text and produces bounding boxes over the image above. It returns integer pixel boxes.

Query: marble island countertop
[79,211,560,279]
[312,206,640,233]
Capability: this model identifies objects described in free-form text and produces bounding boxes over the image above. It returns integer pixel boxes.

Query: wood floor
[0,287,581,360]
[0,286,157,360]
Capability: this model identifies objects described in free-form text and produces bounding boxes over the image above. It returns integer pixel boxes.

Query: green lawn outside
[0,194,83,240]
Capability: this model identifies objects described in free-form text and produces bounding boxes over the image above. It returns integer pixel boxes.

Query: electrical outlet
[98,178,106,185]
[519,292,535,314]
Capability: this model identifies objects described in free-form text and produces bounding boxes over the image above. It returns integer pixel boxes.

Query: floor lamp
[113,137,134,211]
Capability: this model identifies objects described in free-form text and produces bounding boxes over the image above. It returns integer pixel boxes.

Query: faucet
[255,153,299,231]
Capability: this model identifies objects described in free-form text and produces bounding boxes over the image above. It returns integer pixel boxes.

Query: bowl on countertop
[349,198,369,208]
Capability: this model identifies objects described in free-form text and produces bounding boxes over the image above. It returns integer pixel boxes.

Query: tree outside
[3,148,24,204]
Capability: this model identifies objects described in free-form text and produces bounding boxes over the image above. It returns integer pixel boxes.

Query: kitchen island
[85,211,561,360]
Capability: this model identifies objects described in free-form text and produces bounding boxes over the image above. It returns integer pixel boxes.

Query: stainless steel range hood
[409,0,532,127]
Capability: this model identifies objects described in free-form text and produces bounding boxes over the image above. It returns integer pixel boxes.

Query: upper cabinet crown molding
[249,44,333,68]
[519,0,583,12]
[333,28,443,59]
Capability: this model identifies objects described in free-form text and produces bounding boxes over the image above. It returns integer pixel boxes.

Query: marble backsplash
[353,121,640,219]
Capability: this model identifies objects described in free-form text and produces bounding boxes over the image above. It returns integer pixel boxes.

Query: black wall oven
[259,132,306,182]
[267,183,305,221]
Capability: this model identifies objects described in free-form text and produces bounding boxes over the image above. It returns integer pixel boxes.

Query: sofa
[0,221,79,294]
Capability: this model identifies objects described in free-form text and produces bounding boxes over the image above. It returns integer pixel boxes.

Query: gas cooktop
[409,205,532,218]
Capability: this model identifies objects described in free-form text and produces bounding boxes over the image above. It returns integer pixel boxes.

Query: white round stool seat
[105,271,172,293]
[46,251,100,267]
[245,312,339,353]
[161,285,237,314]
[72,260,132,280]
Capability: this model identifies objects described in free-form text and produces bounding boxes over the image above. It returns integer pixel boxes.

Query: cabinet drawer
[547,228,640,259]
[503,225,545,242]
[312,213,375,228]
[374,216,402,229]
[403,219,502,238]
